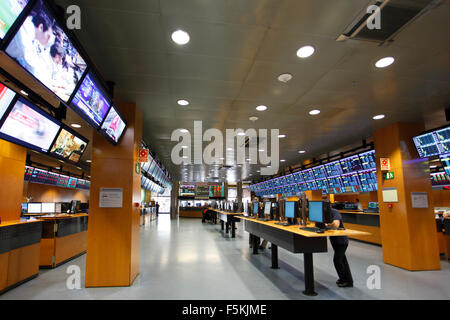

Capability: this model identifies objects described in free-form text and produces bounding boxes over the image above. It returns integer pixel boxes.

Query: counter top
[0,219,43,228]
[38,213,88,221]
[339,210,379,216]
[238,216,370,238]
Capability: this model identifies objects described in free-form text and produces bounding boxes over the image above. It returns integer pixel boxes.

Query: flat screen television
[46,171,59,185]
[70,72,110,128]
[5,0,87,102]
[0,0,30,40]
[24,165,34,181]
[49,126,88,163]
[67,177,77,188]
[0,98,61,153]
[100,105,126,144]
[57,174,69,187]
[0,82,16,120]
[27,202,41,214]
[440,153,450,176]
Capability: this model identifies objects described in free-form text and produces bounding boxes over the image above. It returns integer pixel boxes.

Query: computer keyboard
[257,218,270,222]
[275,222,291,226]
[300,227,323,233]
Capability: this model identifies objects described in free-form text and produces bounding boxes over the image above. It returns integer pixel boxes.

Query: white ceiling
[56,0,450,182]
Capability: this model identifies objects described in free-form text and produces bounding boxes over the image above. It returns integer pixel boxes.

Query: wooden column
[85,102,142,287]
[0,140,26,222]
[237,181,243,211]
[304,190,322,201]
[374,122,440,271]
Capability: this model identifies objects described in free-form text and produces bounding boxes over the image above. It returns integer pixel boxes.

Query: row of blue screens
[253,201,324,223]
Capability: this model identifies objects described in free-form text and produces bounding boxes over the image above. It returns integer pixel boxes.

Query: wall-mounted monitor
[431,172,450,186]
[0,82,16,120]
[49,126,88,163]
[57,174,69,187]
[413,126,449,158]
[359,150,376,170]
[5,0,87,102]
[100,105,126,144]
[0,0,30,40]
[340,155,363,174]
[67,177,77,188]
[440,153,450,176]
[70,72,110,128]
[46,171,59,185]
[0,98,61,153]
[24,165,34,181]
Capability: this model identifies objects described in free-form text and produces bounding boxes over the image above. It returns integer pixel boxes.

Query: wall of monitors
[24,165,89,190]
[431,172,450,186]
[49,127,88,163]
[413,126,450,158]
[249,150,378,196]
[0,0,30,40]
[440,153,450,176]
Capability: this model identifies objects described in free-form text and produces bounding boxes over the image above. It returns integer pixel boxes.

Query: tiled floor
[1,215,449,300]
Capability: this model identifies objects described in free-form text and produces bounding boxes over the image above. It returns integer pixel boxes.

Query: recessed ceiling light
[180,129,188,133]
[373,114,385,120]
[297,45,315,58]
[237,132,246,136]
[278,73,293,83]
[278,134,286,138]
[256,105,268,111]
[71,124,81,128]
[280,160,286,162]
[86,160,91,163]
[171,30,190,45]
[20,90,28,96]
[246,158,251,161]
[177,99,190,106]
[181,146,188,149]
[227,148,233,151]
[77,167,82,170]
[299,150,306,154]
[249,116,258,122]
[375,57,394,68]
[309,109,321,115]
[259,149,265,152]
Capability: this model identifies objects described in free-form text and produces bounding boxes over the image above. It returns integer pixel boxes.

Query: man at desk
[326,205,353,288]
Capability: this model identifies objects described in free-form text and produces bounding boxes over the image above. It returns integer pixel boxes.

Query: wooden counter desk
[209,209,244,238]
[0,219,42,294]
[237,216,369,296]
[38,213,88,268]
[338,210,381,245]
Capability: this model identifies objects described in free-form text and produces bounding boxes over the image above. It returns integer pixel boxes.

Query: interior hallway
[1,215,449,300]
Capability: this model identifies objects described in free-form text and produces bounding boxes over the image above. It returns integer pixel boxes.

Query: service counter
[444,219,450,260]
[179,207,204,218]
[339,210,381,245]
[39,214,88,268]
[0,220,42,294]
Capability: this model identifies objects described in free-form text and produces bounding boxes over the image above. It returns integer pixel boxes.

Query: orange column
[0,139,26,222]
[374,122,440,271]
[85,102,142,287]
[304,190,323,201]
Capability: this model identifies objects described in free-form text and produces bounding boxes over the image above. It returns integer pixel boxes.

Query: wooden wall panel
[7,243,40,287]
[432,189,450,207]
[344,223,382,245]
[85,102,142,287]
[0,140,26,222]
[40,238,55,266]
[25,182,89,203]
[334,192,378,209]
[0,252,8,291]
[55,231,87,265]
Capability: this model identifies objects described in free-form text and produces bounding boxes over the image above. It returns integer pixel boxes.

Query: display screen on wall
[359,150,376,170]
[24,165,34,181]
[5,0,87,102]
[100,105,126,144]
[340,155,363,174]
[0,82,16,120]
[46,171,59,185]
[57,174,69,187]
[30,168,48,184]
[49,127,88,163]
[431,172,450,186]
[67,177,77,188]
[70,73,110,127]
[0,98,61,153]
[413,126,450,158]
[0,0,29,39]
[440,153,450,176]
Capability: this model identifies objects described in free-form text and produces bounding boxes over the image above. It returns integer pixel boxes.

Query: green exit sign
[383,172,394,180]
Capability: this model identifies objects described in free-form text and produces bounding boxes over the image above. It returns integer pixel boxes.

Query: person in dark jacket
[326,206,353,287]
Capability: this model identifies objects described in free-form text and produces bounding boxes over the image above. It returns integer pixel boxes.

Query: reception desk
[179,207,204,218]
[0,220,42,294]
[339,210,381,245]
[39,214,88,268]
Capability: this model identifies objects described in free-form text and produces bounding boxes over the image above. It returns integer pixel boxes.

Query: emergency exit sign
[383,172,394,180]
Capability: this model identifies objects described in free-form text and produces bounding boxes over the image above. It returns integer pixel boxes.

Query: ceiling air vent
[337,0,441,44]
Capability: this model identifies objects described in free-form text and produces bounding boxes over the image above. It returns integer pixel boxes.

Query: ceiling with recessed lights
[55,0,450,183]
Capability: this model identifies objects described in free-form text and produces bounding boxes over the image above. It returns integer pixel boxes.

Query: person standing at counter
[326,205,354,288]
[355,198,363,211]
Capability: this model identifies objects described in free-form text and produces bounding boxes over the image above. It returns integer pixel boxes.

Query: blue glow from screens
[309,201,323,223]
[264,202,271,215]
[285,201,295,218]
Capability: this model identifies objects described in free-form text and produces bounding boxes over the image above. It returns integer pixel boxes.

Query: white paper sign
[382,187,398,202]
[99,188,123,208]
[411,192,428,208]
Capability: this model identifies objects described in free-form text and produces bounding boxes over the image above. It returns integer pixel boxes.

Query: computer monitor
[368,202,378,209]
[27,203,42,214]
[284,201,297,219]
[309,201,332,224]
[70,200,79,214]
[263,202,271,216]
[21,203,28,214]
[252,202,259,215]
[55,203,62,214]
[41,203,55,213]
